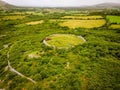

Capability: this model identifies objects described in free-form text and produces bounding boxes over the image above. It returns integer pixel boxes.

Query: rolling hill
[0,0,16,9]
[92,2,120,9]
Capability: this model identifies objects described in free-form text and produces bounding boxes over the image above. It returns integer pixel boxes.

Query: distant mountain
[0,0,16,9]
[0,1,120,9]
[95,2,120,8]
[86,2,120,9]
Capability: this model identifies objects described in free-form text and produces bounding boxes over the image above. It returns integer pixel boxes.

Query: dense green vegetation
[0,8,120,90]
[106,15,120,24]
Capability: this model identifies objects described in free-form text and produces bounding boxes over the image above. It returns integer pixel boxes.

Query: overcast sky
[2,0,120,7]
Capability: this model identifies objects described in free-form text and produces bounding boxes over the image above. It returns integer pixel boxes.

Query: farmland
[59,19,106,28]
[106,15,120,29]
[10,11,43,16]
[1,15,26,20]
[61,15,103,19]
[0,8,120,90]
[26,20,44,25]
[109,24,120,29]
[106,15,120,24]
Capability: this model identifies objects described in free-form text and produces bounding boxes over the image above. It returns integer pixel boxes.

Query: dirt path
[6,45,36,84]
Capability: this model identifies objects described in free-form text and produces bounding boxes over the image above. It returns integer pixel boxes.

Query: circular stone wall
[43,34,86,49]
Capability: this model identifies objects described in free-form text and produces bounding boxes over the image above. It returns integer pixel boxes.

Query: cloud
[3,0,120,7]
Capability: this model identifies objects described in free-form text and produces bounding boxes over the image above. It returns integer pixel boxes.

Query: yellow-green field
[44,34,85,49]
[72,14,88,16]
[44,9,65,13]
[49,19,57,22]
[15,20,44,27]
[109,24,120,29]
[59,19,106,28]
[11,12,23,15]
[2,16,26,20]
[49,19,65,23]
[26,20,44,25]
[25,11,43,16]
[61,15,103,19]
[11,11,43,16]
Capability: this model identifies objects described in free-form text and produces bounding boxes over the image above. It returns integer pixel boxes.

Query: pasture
[26,20,44,25]
[25,11,43,16]
[106,15,120,24]
[72,14,88,16]
[11,11,43,16]
[109,24,120,29]
[44,34,85,49]
[1,15,26,20]
[59,19,106,28]
[44,9,65,13]
[15,20,44,27]
[61,15,103,19]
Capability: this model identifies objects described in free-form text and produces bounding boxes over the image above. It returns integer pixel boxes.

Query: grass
[72,14,88,16]
[27,51,41,59]
[25,11,43,16]
[11,11,43,16]
[61,15,103,19]
[44,9,65,13]
[2,16,26,20]
[49,19,65,23]
[11,12,23,15]
[26,20,44,25]
[109,24,120,29]
[59,19,106,28]
[45,34,85,49]
[106,15,120,24]
[15,20,44,27]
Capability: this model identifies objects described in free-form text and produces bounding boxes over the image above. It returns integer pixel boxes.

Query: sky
[2,0,120,7]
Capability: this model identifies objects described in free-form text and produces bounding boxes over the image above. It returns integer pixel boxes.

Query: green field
[106,15,120,24]
[0,9,120,90]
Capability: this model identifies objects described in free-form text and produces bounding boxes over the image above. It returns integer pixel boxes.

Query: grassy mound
[43,34,86,49]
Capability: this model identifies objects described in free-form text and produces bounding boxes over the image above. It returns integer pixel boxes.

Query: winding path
[6,45,36,84]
